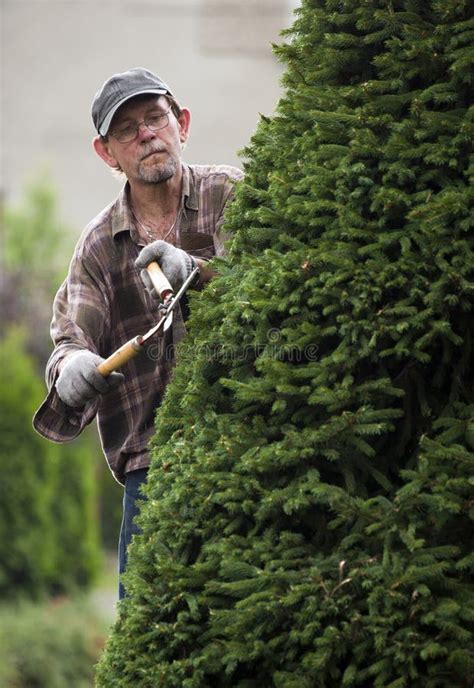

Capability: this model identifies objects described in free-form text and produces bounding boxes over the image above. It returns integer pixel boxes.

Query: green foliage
[0,328,59,596]
[97,0,473,685]
[2,174,68,279]
[1,176,118,594]
[0,329,101,598]
[0,596,108,688]
[52,435,103,590]
[1,176,72,364]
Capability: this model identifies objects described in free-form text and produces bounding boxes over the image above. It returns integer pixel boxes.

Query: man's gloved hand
[135,240,195,297]
[56,350,124,408]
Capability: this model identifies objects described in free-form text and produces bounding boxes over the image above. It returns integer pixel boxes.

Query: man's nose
[137,122,156,142]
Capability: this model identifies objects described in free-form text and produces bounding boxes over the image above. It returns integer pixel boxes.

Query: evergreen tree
[0,329,101,598]
[97,0,473,685]
[0,180,105,596]
[1,178,71,363]
[0,329,59,597]
[50,434,102,592]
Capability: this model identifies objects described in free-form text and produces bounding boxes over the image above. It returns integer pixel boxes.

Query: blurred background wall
[1,0,298,230]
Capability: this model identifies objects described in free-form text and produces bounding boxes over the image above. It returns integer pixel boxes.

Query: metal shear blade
[141,266,200,343]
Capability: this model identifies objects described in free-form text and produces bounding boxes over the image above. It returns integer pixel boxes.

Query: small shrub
[0,329,101,599]
[0,596,108,688]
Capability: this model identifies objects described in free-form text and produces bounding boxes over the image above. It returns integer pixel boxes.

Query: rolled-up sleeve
[33,240,110,442]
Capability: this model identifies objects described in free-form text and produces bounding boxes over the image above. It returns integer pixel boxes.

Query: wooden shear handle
[97,336,143,376]
[146,261,173,301]
[97,263,173,377]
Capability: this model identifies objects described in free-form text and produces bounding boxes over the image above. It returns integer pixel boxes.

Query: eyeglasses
[109,109,171,143]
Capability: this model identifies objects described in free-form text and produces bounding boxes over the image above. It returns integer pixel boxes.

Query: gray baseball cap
[92,67,174,136]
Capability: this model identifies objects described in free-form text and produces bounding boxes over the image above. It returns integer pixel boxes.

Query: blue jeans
[118,467,149,600]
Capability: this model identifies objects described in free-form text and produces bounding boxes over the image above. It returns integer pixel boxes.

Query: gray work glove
[56,350,124,408]
[135,240,195,297]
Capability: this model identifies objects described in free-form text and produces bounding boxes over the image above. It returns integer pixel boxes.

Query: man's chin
[138,160,178,184]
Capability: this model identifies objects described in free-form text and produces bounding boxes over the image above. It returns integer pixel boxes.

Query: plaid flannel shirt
[33,163,243,484]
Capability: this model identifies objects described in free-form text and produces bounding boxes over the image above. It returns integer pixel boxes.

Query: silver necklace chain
[130,205,178,243]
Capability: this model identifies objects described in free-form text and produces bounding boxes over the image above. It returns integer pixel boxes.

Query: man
[33,67,243,598]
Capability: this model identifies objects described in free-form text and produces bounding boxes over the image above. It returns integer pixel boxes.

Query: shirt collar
[181,163,199,211]
[111,183,134,238]
[111,163,198,238]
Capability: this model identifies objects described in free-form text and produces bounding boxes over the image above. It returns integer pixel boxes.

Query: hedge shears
[97,261,199,376]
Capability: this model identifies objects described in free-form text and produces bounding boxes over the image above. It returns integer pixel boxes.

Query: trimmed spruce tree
[97,0,473,685]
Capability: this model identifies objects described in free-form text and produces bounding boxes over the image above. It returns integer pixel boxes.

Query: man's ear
[93,136,119,169]
[177,108,191,146]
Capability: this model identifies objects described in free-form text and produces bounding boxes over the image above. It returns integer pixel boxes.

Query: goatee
[138,155,179,184]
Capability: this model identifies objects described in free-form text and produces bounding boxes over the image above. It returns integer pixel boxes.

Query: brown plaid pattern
[33,163,243,484]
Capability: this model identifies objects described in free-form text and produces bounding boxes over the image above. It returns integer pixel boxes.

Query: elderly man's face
[96,95,190,185]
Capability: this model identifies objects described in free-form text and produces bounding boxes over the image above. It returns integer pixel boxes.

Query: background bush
[0,177,123,684]
[0,177,124,594]
[0,328,101,597]
[0,596,108,688]
[0,329,59,597]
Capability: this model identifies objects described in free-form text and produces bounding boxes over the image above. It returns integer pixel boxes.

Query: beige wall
[1,0,298,230]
